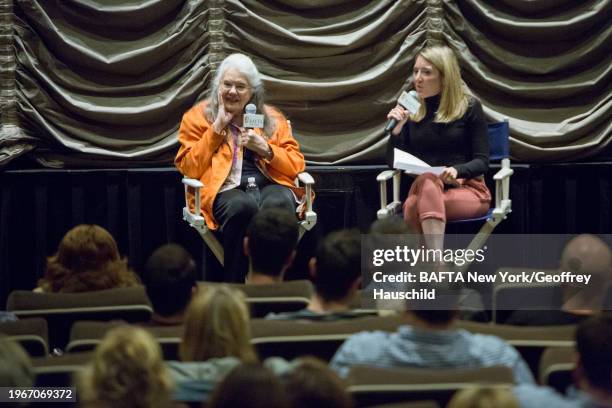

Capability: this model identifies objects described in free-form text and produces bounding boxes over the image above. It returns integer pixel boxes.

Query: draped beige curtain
[0,0,610,167]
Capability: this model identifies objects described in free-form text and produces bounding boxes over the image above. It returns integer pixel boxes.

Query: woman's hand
[213,89,234,134]
[387,105,410,135]
[440,167,460,186]
[240,129,273,159]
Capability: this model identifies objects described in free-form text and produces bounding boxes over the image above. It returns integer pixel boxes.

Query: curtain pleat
[0,0,609,166]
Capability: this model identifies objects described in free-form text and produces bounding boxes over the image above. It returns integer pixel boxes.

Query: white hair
[205,53,275,135]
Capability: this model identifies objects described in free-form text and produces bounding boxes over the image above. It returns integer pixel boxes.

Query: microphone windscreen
[245,103,257,114]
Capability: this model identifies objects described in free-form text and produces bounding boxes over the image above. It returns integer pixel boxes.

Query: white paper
[393,148,445,176]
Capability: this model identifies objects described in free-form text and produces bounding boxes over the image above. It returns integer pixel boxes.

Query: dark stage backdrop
[1,163,611,306]
[0,0,610,167]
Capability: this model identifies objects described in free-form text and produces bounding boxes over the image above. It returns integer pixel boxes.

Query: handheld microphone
[243,103,265,129]
[384,90,421,134]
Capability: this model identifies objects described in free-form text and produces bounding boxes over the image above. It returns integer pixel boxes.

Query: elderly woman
[175,53,305,282]
[386,45,491,251]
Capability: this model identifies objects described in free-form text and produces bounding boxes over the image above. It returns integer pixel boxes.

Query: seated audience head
[180,285,256,362]
[244,208,299,283]
[560,234,612,311]
[310,229,361,307]
[0,335,33,388]
[38,224,139,293]
[78,325,172,408]
[208,363,289,408]
[575,313,612,402]
[369,216,413,235]
[447,386,519,408]
[143,243,197,323]
[404,280,461,328]
[283,357,353,408]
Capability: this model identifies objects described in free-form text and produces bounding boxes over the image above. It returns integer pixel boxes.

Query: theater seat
[67,321,183,360]
[32,351,93,388]
[6,287,153,350]
[199,280,313,317]
[539,346,574,393]
[347,365,514,407]
[455,320,575,376]
[0,317,49,357]
[491,267,563,323]
[250,315,403,361]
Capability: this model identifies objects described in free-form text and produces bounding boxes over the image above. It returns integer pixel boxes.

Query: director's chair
[376,119,513,268]
[181,122,317,266]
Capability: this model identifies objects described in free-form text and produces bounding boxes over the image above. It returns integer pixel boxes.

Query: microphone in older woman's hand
[243,103,264,129]
[384,90,421,134]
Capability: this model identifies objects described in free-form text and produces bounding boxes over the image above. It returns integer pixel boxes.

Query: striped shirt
[514,384,598,408]
[330,325,535,384]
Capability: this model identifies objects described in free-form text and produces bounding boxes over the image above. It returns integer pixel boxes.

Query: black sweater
[386,94,489,179]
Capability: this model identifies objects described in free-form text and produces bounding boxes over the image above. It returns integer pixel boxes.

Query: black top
[386,94,489,179]
[240,148,270,189]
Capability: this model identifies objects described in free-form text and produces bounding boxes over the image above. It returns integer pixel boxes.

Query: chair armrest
[297,172,315,218]
[295,172,316,233]
[377,169,399,182]
[297,172,314,185]
[181,177,205,226]
[181,178,203,188]
[376,169,402,219]
[491,158,513,221]
[493,168,513,181]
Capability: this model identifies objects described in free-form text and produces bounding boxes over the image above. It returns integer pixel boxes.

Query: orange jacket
[175,101,305,230]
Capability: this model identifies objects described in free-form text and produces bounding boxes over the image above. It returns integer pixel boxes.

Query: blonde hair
[447,386,519,408]
[180,285,256,362]
[412,45,469,123]
[78,326,172,408]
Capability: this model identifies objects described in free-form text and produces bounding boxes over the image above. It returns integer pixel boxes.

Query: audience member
[208,363,289,408]
[447,386,519,408]
[283,357,353,408]
[143,243,197,325]
[514,313,612,407]
[244,208,299,284]
[267,229,362,321]
[36,224,140,293]
[506,234,612,326]
[78,326,172,408]
[330,283,535,384]
[0,335,33,389]
[168,285,256,403]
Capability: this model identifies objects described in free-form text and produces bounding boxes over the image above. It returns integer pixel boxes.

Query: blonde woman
[168,285,257,403]
[386,45,491,251]
[78,326,172,408]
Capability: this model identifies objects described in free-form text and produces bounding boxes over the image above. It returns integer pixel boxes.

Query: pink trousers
[403,173,491,233]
